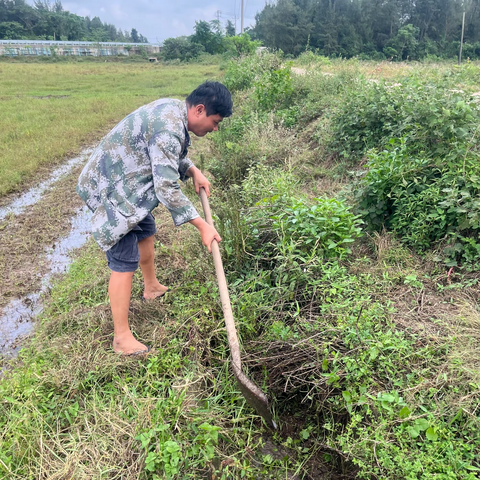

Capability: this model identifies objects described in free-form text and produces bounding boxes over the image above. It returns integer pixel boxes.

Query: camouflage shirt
[76,98,199,251]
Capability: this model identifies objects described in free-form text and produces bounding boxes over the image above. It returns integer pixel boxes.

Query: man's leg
[109,271,149,354]
[138,235,169,299]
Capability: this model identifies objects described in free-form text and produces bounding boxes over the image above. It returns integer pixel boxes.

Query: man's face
[188,104,223,137]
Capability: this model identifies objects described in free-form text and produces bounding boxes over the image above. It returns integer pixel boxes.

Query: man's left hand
[189,166,211,197]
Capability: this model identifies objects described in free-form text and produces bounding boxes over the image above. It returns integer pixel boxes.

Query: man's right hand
[189,217,222,253]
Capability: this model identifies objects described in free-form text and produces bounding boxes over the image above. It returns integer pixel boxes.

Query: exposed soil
[0,163,85,307]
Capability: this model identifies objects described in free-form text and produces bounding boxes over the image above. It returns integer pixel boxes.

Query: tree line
[161,20,260,61]
[0,0,148,43]
[249,0,480,60]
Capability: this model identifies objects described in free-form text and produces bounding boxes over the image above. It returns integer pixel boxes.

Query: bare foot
[143,280,169,300]
[113,332,149,355]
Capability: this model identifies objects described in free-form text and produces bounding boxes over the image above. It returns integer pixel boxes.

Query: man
[77,81,233,355]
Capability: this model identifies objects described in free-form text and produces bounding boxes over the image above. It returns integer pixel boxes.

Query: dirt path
[0,151,92,356]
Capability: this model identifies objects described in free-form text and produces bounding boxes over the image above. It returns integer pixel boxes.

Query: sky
[52,0,267,43]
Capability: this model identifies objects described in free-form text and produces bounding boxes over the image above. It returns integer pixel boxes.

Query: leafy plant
[272,197,363,259]
[223,33,262,58]
[222,52,283,92]
[330,78,480,159]
[355,139,480,265]
[254,65,293,112]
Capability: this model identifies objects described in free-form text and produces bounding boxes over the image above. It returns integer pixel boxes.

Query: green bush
[296,50,332,66]
[271,197,363,259]
[215,166,362,273]
[161,36,205,62]
[222,52,283,92]
[254,65,293,112]
[355,139,480,265]
[222,33,262,58]
[330,78,480,159]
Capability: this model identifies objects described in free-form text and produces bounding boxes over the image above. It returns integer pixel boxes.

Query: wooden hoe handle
[198,187,276,429]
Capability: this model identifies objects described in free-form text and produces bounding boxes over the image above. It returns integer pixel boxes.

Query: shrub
[222,33,262,58]
[330,78,480,159]
[254,65,293,112]
[296,50,332,67]
[355,139,480,265]
[161,37,204,62]
[215,166,362,272]
[271,197,363,259]
[222,52,283,92]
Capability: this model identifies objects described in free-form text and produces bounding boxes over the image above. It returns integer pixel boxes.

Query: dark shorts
[106,213,157,273]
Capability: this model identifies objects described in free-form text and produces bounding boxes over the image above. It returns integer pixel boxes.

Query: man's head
[186,81,233,137]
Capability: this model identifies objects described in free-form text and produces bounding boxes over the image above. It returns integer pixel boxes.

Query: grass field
[0,62,220,197]
[1,56,480,479]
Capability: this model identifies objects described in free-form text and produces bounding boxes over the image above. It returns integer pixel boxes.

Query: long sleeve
[178,156,195,182]
[148,131,199,226]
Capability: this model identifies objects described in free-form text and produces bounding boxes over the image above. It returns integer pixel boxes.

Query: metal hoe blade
[199,188,276,429]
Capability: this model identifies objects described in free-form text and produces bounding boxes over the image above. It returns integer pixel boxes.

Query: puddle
[31,95,70,99]
[0,149,92,221]
[0,206,92,357]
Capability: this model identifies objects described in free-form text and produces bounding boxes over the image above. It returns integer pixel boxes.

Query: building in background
[0,40,161,57]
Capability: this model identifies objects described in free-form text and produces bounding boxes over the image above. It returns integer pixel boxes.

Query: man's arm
[185,165,211,197]
[148,132,221,251]
[189,217,221,253]
[148,132,200,226]
[186,167,220,250]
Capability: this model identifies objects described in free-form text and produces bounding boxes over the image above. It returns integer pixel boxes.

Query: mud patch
[0,150,95,356]
[0,150,91,221]
[30,95,70,99]
[0,206,91,356]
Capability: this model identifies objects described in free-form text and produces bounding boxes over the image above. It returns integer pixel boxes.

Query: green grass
[0,62,220,197]
[0,221,285,479]
[1,57,480,479]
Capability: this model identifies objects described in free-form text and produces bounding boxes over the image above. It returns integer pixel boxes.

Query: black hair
[186,81,233,118]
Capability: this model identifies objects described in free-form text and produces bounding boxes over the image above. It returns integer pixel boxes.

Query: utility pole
[458,11,465,65]
[215,10,221,22]
[234,0,237,35]
[241,0,244,33]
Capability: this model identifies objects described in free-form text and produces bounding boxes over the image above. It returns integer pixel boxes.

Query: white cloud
[110,3,127,20]
[28,0,264,42]
[63,3,91,17]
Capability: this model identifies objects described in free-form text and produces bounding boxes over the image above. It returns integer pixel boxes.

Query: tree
[384,24,419,59]
[162,36,205,61]
[53,0,62,13]
[223,32,261,57]
[131,27,139,43]
[190,20,225,54]
[225,19,235,36]
[253,0,313,56]
[0,20,25,38]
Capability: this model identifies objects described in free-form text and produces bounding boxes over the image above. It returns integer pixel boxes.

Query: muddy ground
[0,149,94,355]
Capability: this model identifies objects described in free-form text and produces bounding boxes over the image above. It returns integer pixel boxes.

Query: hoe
[199,188,276,429]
